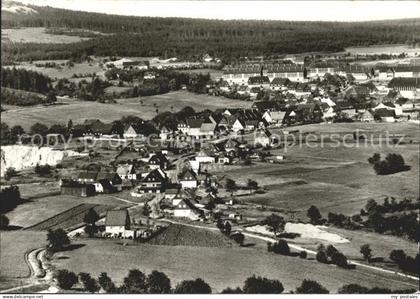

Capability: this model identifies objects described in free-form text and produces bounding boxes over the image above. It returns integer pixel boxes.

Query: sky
[15,0,420,22]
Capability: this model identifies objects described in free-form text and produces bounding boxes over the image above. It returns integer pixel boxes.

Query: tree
[83,208,100,237]
[325,245,339,258]
[224,221,232,236]
[123,269,147,293]
[230,232,245,246]
[79,272,100,293]
[365,199,378,215]
[295,279,329,294]
[221,287,243,293]
[34,164,51,176]
[247,179,258,190]
[360,244,372,262]
[98,272,116,293]
[47,228,70,252]
[56,269,78,290]
[316,251,328,263]
[4,167,17,180]
[299,251,307,259]
[331,252,349,268]
[390,250,407,264]
[242,275,284,294]
[263,214,285,235]
[30,122,49,136]
[307,205,322,224]
[225,178,237,192]
[46,91,57,103]
[368,153,380,164]
[338,284,369,294]
[146,270,171,294]
[174,278,211,294]
[0,214,10,229]
[270,239,290,255]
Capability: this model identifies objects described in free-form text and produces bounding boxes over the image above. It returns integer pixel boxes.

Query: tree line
[2,4,420,63]
[1,67,52,93]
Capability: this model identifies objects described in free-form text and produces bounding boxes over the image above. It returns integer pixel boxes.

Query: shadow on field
[64,243,86,252]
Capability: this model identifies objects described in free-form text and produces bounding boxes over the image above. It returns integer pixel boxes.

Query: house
[82,119,118,138]
[60,179,95,197]
[237,85,250,95]
[178,168,198,189]
[252,101,284,112]
[195,150,216,164]
[262,111,286,126]
[249,87,260,99]
[77,171,122,193]
[116,164,138,181]
[254,129,272,147]
[148,152,170,170]
[173,199,203,221]
[388,77,420,99]
[138,169,168,193]
[232,118,245,132]
[105,210,133,238]
[248,76,270,89]
[294,103,323,123]
[199,122,217,139]
[159,126,173,140]
[358,110,375,122]
[216,153,232,164]
[270,77,290,91]
[374,108,396,122]
[123,123,146,139]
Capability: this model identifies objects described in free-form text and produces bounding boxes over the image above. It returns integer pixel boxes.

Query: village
[1,1,420,295]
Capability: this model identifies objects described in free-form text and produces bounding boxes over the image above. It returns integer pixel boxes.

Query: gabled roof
[248,76,270,85]
[116,164,135,176]
[179,168,197,181]
[271,77,290,86]
[256,129,272,138]
[186,118,204,128]
[200,122,217,133]
[105,210,129,226]
[374,108,396,118]
[143,168,167,183]
[148,152,169,165]
[388,77,420,88]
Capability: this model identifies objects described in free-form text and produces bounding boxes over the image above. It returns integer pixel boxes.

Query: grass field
[147,224,233,247]
[52,237,418,293]
[1,27,90,44]
[0,231,47,279]
[5,193,128,229]
[1,91,251,129]
[5,61,104,80]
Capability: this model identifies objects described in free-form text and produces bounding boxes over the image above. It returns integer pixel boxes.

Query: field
[147,224,233,247]
[52,236,417,293]
[218,122,419,218]
[1,91,251,129]
[5,192,129,229]
[5,61,104,80]
[0,231,47,279]
[345,44,420,55]
[1,27,90,44]
[25,203,111,231]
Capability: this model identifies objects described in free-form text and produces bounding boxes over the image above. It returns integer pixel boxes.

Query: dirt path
[161,218,419,286]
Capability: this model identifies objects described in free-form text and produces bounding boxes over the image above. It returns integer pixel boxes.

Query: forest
[2,3,420,63]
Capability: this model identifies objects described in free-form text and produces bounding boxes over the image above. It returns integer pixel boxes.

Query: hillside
[2,1,420,63]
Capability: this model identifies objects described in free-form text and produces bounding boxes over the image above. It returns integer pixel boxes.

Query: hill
[2,1,420,63]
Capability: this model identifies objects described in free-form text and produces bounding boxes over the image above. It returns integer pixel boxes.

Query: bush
[242,275,284,294]
[360,244,372,261]
[299,251,307,259]
[79,272,99,293]
[98,272,116,293]
[295,279,329,294]
[0,214,10,229]
[146,270,171,294]
[316,251,328,263]
[56,269,78,290]
[123,269,146,293]
[270,239,290,255]
[307,205,322,224]
[221,287,243,293]
[230,232,245,246]
[338,284,369,294]
[174,278,211,294]
[47,228,70,252]
[331,252,349,268]
[34,164,51,176]
[372,153,409,175]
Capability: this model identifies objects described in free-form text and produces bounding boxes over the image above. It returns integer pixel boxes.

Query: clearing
[1,27,91,44]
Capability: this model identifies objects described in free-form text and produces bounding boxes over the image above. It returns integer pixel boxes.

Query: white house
[178,169,198,189]
[173,199,202,221]
[105,210,133,238]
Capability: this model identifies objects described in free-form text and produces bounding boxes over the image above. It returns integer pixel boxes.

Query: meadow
[1,27,90,44]
[1,90,251,129]
[52,236,418,293]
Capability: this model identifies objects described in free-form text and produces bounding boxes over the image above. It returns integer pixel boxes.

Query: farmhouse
[105,210,134,238]
[262,111,286,126]
[138,168,168,193]
[178,168,198,189]
[60,179,95,197]
[358,110,375,122]
[77,171,123,193]
[123,123,147,139]
[388,77,420,99]
[116,164,138,181]
[173,199,203,221]
[148,152,170,170]
[254,129,273,147]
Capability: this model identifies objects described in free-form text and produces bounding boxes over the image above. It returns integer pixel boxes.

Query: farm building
[173,199,203,221]
[60,179,95,197]
[137,168,168,193]
[178,168,198,189]
[105,210,134,238]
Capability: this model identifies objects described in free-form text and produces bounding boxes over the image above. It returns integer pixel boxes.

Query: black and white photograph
[0,0,419,296]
